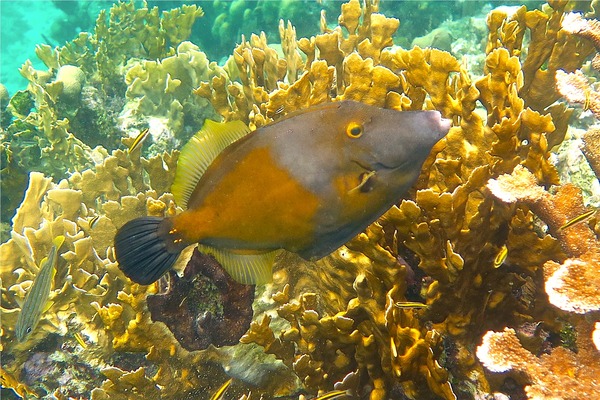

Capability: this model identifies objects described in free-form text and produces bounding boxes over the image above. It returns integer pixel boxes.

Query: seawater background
[1,1,110,95]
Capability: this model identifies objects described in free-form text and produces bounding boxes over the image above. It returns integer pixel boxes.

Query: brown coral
[488,165,600,315]
[147,249,255,351]
[477,327,600,399]
[556,69,600,118]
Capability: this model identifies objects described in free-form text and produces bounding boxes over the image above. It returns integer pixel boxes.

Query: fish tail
[114,217,188,285]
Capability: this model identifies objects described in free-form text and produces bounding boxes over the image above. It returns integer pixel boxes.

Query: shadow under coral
[147,249,255,351]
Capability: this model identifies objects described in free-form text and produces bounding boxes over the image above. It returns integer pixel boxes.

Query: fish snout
[428,110,452,140]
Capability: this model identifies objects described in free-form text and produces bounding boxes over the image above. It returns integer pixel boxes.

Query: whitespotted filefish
[115,101,451,285]
[15,235,65,342]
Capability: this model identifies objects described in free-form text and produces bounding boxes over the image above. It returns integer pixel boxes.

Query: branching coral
[197,0,597,398]
[0,148,245,398]
[122,41,214,142]
[472,9,600,400]
[481,157,600,400]
[488,164,600,313]
[0,1,206,229]
[243,223,455,399]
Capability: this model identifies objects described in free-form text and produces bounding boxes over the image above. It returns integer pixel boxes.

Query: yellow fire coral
[243,223,455,399]
[0,148,228,397]
[200,0,598,398]
[123,41,213,136]
[4,0,600,398]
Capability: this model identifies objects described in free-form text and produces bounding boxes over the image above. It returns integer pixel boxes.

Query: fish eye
[346,122,363,138]
[26,327,32,334]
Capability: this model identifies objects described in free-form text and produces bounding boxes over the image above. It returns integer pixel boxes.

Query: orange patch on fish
[173,147,320,250]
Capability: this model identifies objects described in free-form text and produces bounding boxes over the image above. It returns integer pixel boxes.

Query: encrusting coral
[477,326,600,399]
[3,0,600,398]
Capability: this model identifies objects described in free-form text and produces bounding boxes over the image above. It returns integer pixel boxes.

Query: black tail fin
[114,217,188,285]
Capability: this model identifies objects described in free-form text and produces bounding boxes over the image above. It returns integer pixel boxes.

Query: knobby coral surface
[147,249,255,352]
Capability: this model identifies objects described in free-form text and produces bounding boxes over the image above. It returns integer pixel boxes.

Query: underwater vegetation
[1,0,600,399]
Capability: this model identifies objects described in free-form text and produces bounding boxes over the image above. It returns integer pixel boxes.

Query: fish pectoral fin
[348,170,376,194]
[197,245,279,285]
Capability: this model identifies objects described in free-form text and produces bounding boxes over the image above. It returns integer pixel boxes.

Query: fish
[313,390,351,400]
[114,101,451,285]
[15,235,65,342]
[128,127,150,153]
[559,209,596,231]
[394,301,429,309]
[88,215,100,229]
[73,332,87,349]
[210,378,232,400]
[493,244,508,268]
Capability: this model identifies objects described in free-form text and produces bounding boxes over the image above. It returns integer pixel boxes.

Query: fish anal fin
[172,120,251,208]
[197,244,278,285]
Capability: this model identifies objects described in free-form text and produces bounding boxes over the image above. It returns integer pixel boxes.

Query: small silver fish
[73,332,87,349]
[493,245,508,268]
[88,215,100,229]
[15,236,64,342]
[394,301,428,309]
[313,389,351,400]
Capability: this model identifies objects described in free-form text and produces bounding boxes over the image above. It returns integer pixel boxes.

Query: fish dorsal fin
[197,244,279,285]
[42,299,54,313]
[172,120,251,208]
[53,235,65,249]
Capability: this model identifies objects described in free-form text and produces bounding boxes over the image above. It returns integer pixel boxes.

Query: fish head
[337,102,451,190]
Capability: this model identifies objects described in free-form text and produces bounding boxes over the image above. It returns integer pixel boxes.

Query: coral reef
[0,0,206,227]
[3,0,600,399]
[122,41,214,147]
[473,9,600,400]
[0,148,272,398]
[234,1,599,398]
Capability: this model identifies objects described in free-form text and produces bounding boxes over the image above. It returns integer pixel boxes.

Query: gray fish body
[180,101,450,259]
[268,102,451,258]
[114,101,451,286]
